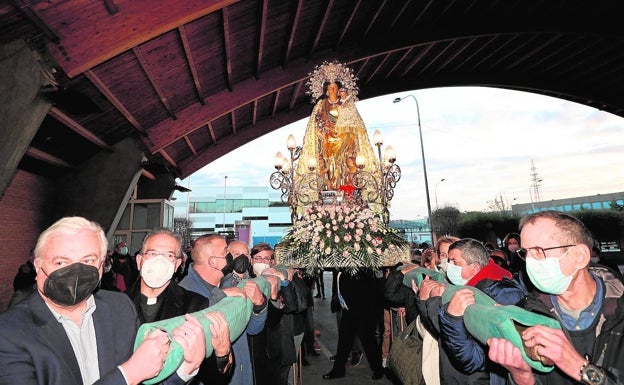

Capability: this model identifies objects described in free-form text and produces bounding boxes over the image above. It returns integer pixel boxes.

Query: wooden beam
[44,0,238,77]
[222,7,233,91]
[179,25,205,104]
[272,89,281,116]
[133,46,177,119]
[336,0,361,48]
[364,52,391,85]
[48,107,112,150]
[144,60,315,151]
[184,136,198,156]
[310,0,335,55]
[142,168,156,180]
[256,0,269,78]
[159,149,177,168]
[283,0,303,66]
[384,47,413,79]
[390,0,412,29]
[84,70,145,134]
[231,110,237,135]
[207,121,217,143]
[9,0,60,42]
[252,99,258,126]
[289,81,303,110]
[363,0,388,38]
[25,147,73,168]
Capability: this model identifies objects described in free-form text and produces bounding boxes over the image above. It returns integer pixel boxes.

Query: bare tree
[486,192,515,213]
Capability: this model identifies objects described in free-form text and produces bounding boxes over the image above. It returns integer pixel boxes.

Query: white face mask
[525,249,576,295]
[446,262,468,285]
[438,257,449,272]
[253,262,270,276]
[140,255,175,289]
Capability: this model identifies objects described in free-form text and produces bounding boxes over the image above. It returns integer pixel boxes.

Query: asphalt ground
[300,271,395,385]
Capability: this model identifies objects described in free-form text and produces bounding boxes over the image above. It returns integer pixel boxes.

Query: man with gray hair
[127,228,234,383]
[0,216,205,385]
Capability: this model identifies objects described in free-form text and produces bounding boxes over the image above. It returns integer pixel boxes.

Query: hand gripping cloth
[134,271,279,384]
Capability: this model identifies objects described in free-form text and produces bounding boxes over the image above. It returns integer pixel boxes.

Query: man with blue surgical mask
[431,238,516,385]
[488,211,624,385]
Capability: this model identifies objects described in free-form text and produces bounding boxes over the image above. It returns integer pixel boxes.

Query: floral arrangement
[275,203,410,274]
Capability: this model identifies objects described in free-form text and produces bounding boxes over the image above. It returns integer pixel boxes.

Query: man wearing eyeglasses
[488,211,624,385]
[129,229,234,384]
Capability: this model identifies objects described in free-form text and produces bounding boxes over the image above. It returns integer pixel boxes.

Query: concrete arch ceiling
[4,0,624,180]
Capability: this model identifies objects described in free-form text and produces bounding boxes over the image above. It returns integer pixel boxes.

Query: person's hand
[243,280,265,306]
[446,288,476,316]
[522,325,586,380]
[222,286,248,300]
[419,276,445,300]
[173,314,206,375]
[286,268,295,281]
[487,338,535,385]
[264,275,279,300]
[396,307,406,317]
[262,267,286,281]
[206,311,231,357]
[400,263,419,275]
[121,328,170,385]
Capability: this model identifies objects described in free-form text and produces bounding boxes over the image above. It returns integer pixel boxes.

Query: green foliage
[436,206,624,246]
[574,209,624,242]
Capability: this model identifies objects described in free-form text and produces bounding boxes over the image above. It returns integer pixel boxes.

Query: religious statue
[295,61,379,207]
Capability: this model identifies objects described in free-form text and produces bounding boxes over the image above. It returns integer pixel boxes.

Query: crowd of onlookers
[2,210,624,385]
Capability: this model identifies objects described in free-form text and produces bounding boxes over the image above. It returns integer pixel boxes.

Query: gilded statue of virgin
[295,61,379,209]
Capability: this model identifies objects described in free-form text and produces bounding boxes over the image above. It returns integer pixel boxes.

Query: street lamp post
[435,178,445,208]
[393,95,434,243]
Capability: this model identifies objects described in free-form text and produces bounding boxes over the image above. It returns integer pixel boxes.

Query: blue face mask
[525,248,576,294]
[446,262,468,285]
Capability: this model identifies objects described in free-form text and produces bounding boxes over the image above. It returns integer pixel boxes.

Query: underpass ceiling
[3,0,624,180]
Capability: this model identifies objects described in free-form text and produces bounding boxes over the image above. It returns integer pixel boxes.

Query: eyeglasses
[516,245,576,261]
[252,256,272,263]
[143,250,177,261]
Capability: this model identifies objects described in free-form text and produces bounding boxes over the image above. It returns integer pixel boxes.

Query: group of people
[2,210,623,385]
[383,210,624,385]
[0,216,321,385]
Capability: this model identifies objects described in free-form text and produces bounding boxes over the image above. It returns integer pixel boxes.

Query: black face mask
[42,263,101,306]
[220,253,234,276]
[233,254,251,275]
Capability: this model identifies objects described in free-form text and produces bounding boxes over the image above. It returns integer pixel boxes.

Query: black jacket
[525,265,624,385]
[127,280,232,385]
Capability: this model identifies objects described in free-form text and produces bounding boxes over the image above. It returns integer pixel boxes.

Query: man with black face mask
[220,240,252,288]
[179,233,268,385]
[0,216,206,385]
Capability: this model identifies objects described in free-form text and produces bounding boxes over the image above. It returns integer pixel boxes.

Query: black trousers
[331,306,383,373]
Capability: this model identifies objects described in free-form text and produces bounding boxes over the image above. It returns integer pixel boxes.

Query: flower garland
[275,204,410,275]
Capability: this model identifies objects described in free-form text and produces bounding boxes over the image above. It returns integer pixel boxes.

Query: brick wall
[0,170,55,311]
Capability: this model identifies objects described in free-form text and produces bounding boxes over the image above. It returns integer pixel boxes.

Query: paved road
[301,271,395,385]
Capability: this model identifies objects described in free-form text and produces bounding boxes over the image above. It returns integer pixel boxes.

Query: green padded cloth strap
[402,277,561,372]
[134,270,278,384]
[401,267,446,287]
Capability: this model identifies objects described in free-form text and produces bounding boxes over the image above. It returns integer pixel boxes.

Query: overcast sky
[173,86,624,220]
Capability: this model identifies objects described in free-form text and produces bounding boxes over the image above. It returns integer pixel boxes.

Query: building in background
[512,191,624,216]
[174,186,291,247]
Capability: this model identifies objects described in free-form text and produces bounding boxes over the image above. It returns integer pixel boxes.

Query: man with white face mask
[488,211,624,385]
[128,229,234,383]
